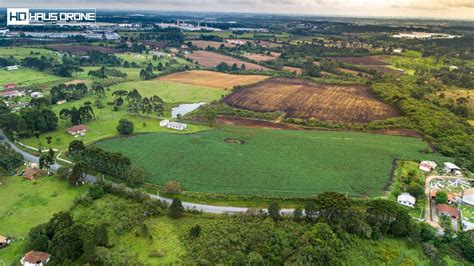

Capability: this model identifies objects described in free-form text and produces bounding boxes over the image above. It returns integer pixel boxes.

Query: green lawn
[0,175,86,264]
[389,50,446,74]
[115,52,189,67]
[96,126,449,197]
[0,47,55,59]
[109,80,227,103]
[0,68,68,88]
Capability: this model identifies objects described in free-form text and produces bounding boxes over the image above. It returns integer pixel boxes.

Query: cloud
[2,0,473,19]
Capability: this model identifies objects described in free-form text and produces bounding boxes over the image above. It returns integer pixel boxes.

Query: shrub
[116,119,134,135]
[163,180,182,194]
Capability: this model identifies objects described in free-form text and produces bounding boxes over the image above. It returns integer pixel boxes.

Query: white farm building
[397,193,416,208]
[160,119,187,131]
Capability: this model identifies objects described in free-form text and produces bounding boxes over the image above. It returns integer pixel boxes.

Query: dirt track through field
[222,77,400,124]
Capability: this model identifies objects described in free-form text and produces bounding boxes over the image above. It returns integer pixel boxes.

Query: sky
[2,0,474,20]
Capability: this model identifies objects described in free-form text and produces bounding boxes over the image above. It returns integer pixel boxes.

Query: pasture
[430,88,474,115]
[242,52,280,62]
[191,40,235,49]
[109,79,226,103]
[0,68,67,88]
[157,70,269,89]
[96,126,448,197]
[185,51,270,70]
[327,56,404,75]
[0,176,86,264]
[115,52,189,67]
[0,47,55,59]
[222,77,399,123]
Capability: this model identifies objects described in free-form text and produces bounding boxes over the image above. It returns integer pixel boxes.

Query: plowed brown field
[222,77,399,124]
[158,70,269,89]
[185,51,270,71]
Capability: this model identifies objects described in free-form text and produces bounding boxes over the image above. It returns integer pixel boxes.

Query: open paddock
[191,40,235,49]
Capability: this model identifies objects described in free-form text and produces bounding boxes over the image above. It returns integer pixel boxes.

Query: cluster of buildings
[392,32,460,39]
[157,20,222,32]
[1,83,44,112]
[0,239,50,265]
[22,31,121,40]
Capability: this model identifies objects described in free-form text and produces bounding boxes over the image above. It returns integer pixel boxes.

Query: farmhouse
[21,251,51,266]
[419,160,437,172]
[159,119,187,131]
[67,125,88,136]
[4,83,16,89]
[5,65,19,71]
[444,162,462,175]
[397,193,416,208]
[437,204,459,219]
[0,90,20,98]
[31,92,44,99]
[430,190,456,204]
[0,235,10,248]
[23,167,43,180]
[463,188,474,206]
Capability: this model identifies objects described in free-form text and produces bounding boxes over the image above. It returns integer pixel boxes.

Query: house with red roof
[21,251,50,266]
[437,204,459,219]
[67,125,88,136]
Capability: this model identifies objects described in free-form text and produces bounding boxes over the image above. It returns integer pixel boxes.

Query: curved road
[0,131,294,215]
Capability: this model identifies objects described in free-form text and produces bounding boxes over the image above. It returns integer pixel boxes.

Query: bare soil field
[52,45,119,54]
[243,52,280,62]
[191,40,235,49]
[158,70,269,89]
[283,66,302,75]
[222,77,399,124]
[256,40,283,48]
[185,51,270,71]
[328,56,404,75]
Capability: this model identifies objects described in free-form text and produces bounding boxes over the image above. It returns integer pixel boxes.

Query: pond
[171,102,205,118]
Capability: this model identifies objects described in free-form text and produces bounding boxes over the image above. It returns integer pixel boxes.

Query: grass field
[0,68,67,88]
[109,80,227,103]
[96,126,448,197]
[0,175,86,264]
[0,47,55,59]
[469,120,474,126]
[115,52,189,67]
[389,50,446,74]
[158,70,269,89]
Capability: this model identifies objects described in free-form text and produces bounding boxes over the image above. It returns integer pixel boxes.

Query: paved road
[0,131,293,215]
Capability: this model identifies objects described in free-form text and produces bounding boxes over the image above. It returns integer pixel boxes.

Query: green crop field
[0,175,86,264]
[109,80,227,103]
[96,126,449,197]
[115,52,189,67]
[0,68,68,88]
[0,47,56,59]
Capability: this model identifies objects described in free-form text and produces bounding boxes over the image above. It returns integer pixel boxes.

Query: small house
[0,90,19,98]
[449,65,459,71]
[419,161,437,172]
[0,235,10,248]
[21,251,51,266]
[4,83,16,89]
[30,92,44,99]
[23,167,44,180]
[430,190,456,204]
[437,204,459,219]
[397,193,416,208]
[5,65,19,71]
[160,120,187,131]
[67,125,88,136]
[444,162,462,175]
[56,100,67,105]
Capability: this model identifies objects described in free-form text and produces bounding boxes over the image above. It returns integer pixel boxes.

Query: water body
[171,102,205,118]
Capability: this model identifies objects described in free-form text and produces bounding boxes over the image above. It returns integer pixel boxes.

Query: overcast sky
[3,0,474,20]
